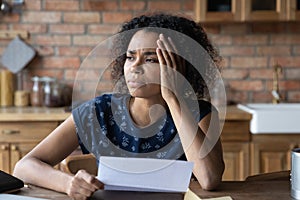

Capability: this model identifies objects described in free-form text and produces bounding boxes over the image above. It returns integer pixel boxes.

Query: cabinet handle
[1,129,20,135]
[11,145,18,151]
[1,145,8,150]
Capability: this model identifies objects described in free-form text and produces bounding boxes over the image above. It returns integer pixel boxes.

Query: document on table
[97,156,194,193]
[0,194,49,200]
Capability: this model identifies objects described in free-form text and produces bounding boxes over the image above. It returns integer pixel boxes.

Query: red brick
[279,80,300,90]
[0,24,7,29]
[1,14,20,23]
[49,24,85,34]
[270,57,300,67]
[80,81,114,93]
[252,22,286,33]
[293,46,300,55]
[219,57,230,68]
[229,80,264,91]
[221,24,249,35]
[286,22,300,33]
[35,35,71,46]
[148,1,181,11]
[249,69,273,79]
[30,69,64,79]
[219,46,254,56]
[120,0,146,11]
[271,35,300,45]
[232,35,268,45]
[23,12,62,23]
[182,0,194,11]
[64,69,78,80]
[203,24,221,34]
[45,0,79,11]
[83,0,118,11]
[229,91,248,103]
[11,24,47,34]
[64,12,100,23]
[57,47,93,57]
[35,46,55,56]
[71,69,101,81]
[231,57,268,68]
[102,12,133,23]
[210,35,232,45]
[43,57,81,69]
[24,0,41,10]
[256,46,291,56]
[252,92,273,103]
[88,24,119,34]
[221,69,249,80]
[73,35,108,46]
[288,91,300,102]
[286,68,300,79]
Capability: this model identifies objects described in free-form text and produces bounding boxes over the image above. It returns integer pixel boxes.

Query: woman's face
[124,30,161,98]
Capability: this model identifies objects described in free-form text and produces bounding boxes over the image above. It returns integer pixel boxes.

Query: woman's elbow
[200,177,221,191]
[199,163,224,190]
[13,158,26,178]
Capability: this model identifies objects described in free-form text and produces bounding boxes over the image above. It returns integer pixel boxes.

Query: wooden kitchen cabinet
[250,134,300,176]
[195,0,298,22]
[195,0,242,22]
[222,142,250,181]
[0,107,70,174]
[287,0,300,20]
[0,143,10,172]
[220,107,251,181]
[241,0,287,21]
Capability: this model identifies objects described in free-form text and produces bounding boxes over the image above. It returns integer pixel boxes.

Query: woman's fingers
[77,170,104,190]
[67,170,104,200]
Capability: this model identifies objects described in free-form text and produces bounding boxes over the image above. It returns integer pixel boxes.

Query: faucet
[272,63,282,104]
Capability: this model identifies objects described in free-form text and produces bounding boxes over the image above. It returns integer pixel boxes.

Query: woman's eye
[126,56,134,61]
[146,58,158,63]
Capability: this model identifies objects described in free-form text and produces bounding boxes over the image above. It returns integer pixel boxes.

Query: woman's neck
[128,96,166,127]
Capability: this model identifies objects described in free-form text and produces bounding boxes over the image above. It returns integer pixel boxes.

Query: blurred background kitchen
[0,0,300,181]
[0,0,299,107]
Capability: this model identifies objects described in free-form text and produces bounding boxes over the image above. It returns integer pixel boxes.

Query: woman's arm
[157,34,224,190]
[164,98,224,190]
[13,115,103,199]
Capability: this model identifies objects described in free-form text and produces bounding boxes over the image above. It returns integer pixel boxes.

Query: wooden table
[10,179,293,200]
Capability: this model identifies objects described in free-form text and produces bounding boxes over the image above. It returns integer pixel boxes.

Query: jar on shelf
[30,76,43,107]
[40,76,56,107]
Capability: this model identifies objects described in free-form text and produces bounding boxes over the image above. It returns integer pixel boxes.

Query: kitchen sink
[237,103,300,134]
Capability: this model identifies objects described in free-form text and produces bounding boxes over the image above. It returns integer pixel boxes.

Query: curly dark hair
[110,12,222,100]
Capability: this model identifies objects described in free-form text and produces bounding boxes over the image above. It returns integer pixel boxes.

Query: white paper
[97,156,194,193]
[0,194,49,200]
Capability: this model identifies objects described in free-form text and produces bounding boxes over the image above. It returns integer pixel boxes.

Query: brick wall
[0,0,300,104]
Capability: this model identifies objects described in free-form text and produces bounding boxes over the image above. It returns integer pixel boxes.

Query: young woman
[14,13,225,200]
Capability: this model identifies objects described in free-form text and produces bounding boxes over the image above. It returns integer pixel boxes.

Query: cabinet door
[287,0,300,20]
[250,141,296,175]
[195,0,242,22]
[10,143,37,173]
[241,0,287,21]
[0,143,10,173]
[222,142,250,181]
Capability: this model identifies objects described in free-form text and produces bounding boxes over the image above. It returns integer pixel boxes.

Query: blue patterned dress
[72,93,214,161]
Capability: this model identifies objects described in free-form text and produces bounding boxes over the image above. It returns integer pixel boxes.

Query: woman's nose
[130,59,144,74]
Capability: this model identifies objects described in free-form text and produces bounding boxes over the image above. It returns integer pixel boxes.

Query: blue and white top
[72,93,214,161]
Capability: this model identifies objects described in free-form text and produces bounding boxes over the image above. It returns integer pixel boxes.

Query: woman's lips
[127,80,145,88]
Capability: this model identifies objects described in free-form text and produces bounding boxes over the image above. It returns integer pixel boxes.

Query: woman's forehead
[127,30,159,50]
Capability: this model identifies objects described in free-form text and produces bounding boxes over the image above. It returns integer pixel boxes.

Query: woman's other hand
[66,169,104,200]
[156,33,185,102]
